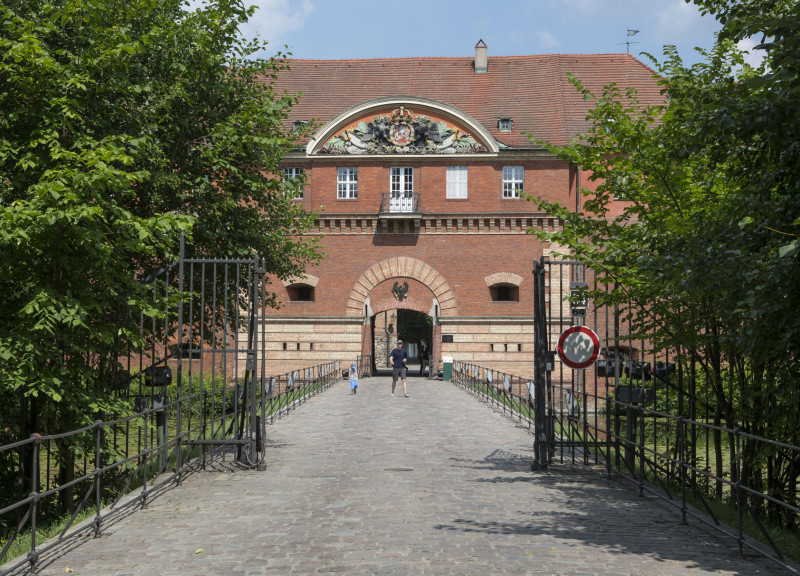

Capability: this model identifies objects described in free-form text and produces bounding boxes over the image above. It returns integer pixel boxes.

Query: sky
[225,0,765,69]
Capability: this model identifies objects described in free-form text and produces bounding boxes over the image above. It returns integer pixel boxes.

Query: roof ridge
[286,53,644,65]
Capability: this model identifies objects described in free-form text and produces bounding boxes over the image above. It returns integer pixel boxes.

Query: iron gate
[533,257,617,467]
[131,237,268,473]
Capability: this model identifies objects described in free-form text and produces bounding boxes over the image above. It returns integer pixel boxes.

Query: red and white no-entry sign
[557,326,600,369]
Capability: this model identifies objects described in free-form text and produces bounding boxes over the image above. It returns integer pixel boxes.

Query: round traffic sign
[557,326,600,369]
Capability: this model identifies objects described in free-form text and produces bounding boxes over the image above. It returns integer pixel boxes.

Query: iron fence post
[175,233,185,482]
[638,400,645,497]
[679,416,688,525]
[532,257,548,470]
[95,421,102,538]
[28,434,41,576]
[735,429,743,555]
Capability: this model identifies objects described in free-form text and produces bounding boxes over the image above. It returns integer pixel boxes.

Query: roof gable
[272,53,663,150]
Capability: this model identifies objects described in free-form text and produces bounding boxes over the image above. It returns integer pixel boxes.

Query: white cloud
[241,0,315,51]
[736,37,767,69]
[534,29,560,49]
[653,0,716,47]
[183,0,315,53]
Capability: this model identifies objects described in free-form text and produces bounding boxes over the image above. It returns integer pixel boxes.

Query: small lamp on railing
[544,351,555,372]
[653,361,676,379]
[142,366,171,472]
[624,360,651,381]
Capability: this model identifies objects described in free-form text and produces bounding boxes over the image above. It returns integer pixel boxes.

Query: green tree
[0,0,319,514]
[528,0,799,524]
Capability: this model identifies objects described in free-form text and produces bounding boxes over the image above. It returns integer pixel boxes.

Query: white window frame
[337,167,358,199]
[498,118,512,132]
[391,167,414,196]
[283,167,304,199]
[389,167,414,212]
[446,166,468,199]
[502,166,524,198]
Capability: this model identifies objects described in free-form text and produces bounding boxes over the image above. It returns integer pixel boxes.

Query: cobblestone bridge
[7,376,793,576]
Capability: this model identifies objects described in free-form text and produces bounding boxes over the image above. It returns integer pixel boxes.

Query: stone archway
[345,257,458,317]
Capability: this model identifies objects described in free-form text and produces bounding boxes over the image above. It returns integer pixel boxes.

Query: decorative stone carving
[320,107,486,154]
[392,281,409,301]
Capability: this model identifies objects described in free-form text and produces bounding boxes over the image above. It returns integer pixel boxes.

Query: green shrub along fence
[0,361,342,574]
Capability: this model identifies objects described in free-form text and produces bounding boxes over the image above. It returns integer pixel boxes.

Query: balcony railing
[379,192,421,216]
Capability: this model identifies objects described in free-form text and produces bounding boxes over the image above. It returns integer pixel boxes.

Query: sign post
[557,324,599,465]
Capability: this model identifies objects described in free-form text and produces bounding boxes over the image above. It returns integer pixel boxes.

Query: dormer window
[293,120,308,132]
[498,118,512,132]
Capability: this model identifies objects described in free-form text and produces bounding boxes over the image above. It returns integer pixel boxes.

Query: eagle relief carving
[392,281,409,301]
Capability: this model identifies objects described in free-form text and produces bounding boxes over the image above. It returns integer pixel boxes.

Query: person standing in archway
[419,344,429,377]
[389,339,409,397]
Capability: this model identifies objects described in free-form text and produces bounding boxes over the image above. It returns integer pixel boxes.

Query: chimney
[474,39,487,73]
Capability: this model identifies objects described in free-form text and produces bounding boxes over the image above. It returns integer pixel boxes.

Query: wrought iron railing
[452,362,536,432]
[0,239,344,574]
[0,361,341,574]
[534,257,800,573]
[452,359,800,573]
[378,192,421,215]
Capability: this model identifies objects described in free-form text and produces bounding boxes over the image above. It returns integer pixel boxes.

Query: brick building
[265,42,662,377]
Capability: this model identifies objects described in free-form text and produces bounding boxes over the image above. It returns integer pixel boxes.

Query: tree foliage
[0,0,320,513]
[529,0,799,523]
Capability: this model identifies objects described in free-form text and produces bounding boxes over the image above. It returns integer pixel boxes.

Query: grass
[1,505,98,568]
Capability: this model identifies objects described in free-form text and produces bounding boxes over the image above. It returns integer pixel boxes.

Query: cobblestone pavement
[12,377,796,576]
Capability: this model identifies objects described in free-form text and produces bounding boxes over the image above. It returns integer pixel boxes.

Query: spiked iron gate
[531,256,800,573]
[533,258,607,465]
[0,239,344,574]
[126,237,269,476]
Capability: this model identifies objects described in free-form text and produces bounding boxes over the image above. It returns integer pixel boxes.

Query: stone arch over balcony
[346,257,458,317]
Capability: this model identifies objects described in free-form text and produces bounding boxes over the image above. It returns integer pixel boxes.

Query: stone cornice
[305,214,561,235]
[439,316,535,324]
[283,148,555,162]
[261,316,362,323]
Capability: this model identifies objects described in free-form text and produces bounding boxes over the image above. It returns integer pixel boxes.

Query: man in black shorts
[389,339,409,397]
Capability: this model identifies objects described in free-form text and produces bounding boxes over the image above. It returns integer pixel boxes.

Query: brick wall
[289,157,577,216]
[267,154,577,375]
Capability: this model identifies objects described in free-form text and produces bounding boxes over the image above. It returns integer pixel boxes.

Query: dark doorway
[397,309,433,375]
[370,309,433,376]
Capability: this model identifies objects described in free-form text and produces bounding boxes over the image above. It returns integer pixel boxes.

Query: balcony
[378,193,421,231]
[378,192,421,218]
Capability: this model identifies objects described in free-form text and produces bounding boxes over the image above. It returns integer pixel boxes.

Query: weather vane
[618,27,640,54]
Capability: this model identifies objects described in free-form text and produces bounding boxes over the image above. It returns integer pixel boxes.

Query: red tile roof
[271,54,663,149]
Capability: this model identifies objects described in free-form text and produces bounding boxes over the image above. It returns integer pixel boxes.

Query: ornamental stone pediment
[306,97,499,156]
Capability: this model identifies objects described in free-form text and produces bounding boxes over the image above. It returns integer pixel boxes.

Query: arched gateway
[347,257,454,373]
[346,257,458,318]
